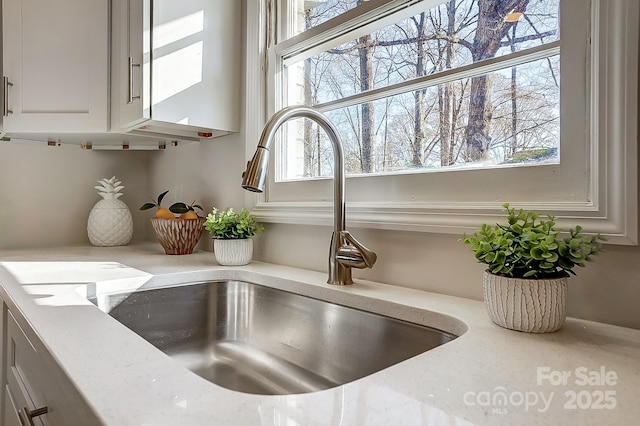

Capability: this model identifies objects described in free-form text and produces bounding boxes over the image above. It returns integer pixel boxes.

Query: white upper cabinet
[111,0,241,140]
[1,0,109,133]
[0,0,239,145]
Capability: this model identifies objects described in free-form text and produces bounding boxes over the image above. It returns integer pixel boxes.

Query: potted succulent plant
[463,204,604,333]
[204,207,264,266]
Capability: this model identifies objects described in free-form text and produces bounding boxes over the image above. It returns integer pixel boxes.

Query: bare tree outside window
[286,0,560,179]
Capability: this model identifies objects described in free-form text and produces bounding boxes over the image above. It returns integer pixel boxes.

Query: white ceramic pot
[87,177,133,247]
[214,238,253,266]
[482,271,568,333]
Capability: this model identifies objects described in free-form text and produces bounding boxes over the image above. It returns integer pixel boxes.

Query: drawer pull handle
[3,76,13,117]
[20,406,48,426]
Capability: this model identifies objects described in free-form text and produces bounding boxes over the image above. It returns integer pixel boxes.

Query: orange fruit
[180,210,199,219]
[154,207,174,219]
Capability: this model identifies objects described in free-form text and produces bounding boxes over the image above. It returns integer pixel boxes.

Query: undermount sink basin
[91,280,458,395]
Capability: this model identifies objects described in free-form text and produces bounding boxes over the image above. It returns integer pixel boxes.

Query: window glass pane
[282,55,560,179]
[289,0,362,37]
[286,0,559,105]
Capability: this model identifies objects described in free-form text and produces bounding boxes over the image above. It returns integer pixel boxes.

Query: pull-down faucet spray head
[241,147,269,193]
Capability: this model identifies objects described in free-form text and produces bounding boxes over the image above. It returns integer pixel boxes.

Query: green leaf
[169,202,190,214]
[530,247,545,260]
[139,203,156,211]
[558,243,569,256]
[157,190,169,206]
[569,238,580,250]
[490,264,503,274]
[558,258,573,269]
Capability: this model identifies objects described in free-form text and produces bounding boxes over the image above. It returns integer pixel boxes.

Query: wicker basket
[150,217,205,255]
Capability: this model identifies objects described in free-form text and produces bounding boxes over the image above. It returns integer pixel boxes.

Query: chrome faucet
[241,105,377,285]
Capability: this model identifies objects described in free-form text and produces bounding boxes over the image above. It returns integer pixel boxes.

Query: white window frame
[244,0,638,245]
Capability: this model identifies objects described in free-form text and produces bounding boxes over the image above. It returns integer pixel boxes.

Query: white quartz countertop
[0,244,638,425]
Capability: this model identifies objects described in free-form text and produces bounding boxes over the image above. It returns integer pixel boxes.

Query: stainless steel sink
[92,280,457,395]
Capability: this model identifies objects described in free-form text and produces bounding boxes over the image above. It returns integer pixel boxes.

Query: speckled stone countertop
[0,244,638,425]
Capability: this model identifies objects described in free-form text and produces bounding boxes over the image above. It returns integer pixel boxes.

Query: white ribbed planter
[483,271,568,333]
[214,238,253,266]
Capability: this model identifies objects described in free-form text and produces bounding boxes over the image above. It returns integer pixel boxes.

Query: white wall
[0,142,151,249]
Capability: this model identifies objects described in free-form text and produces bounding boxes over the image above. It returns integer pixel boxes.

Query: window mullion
[312,41,560,113]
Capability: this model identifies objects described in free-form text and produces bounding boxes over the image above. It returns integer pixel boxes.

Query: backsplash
[0,142,151,249]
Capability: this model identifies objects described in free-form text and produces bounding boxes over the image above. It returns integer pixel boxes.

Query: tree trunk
[412,13,427,167]
[413,88,426,167]
[303,57,315,176]
[465,75,493,161]
[464,0,529,162]
[358,32,374,173]
[302,10,316,176]
[439,2,456,166]
[509,25,518,159]
[355,0,374,173]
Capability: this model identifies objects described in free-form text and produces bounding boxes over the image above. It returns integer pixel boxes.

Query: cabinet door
[2,0,108,133]
[112,0,240,134]
[151,0,240,130]
[111,0,151,131]
[2,309,101,426]
[3,385,22,426]
[6,312,47,425]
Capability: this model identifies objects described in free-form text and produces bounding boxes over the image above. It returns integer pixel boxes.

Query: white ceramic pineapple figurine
[87,176,133,246]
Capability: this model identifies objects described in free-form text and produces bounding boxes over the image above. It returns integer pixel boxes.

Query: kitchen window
[245,0,637,244]
[280,0,560,178]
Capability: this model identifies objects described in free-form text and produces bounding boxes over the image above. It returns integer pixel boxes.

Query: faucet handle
[336,231,377,269]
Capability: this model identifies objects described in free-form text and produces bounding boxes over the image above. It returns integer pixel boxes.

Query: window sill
[250,199,637,245]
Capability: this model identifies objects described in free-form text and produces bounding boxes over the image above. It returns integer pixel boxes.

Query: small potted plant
[140,190,205,255]
[463,204,604,333]
[204,207,264,266]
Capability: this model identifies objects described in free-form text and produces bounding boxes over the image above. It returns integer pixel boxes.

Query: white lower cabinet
[1,306,99,426]
[3,384,21,426]
[5,310,50,425]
